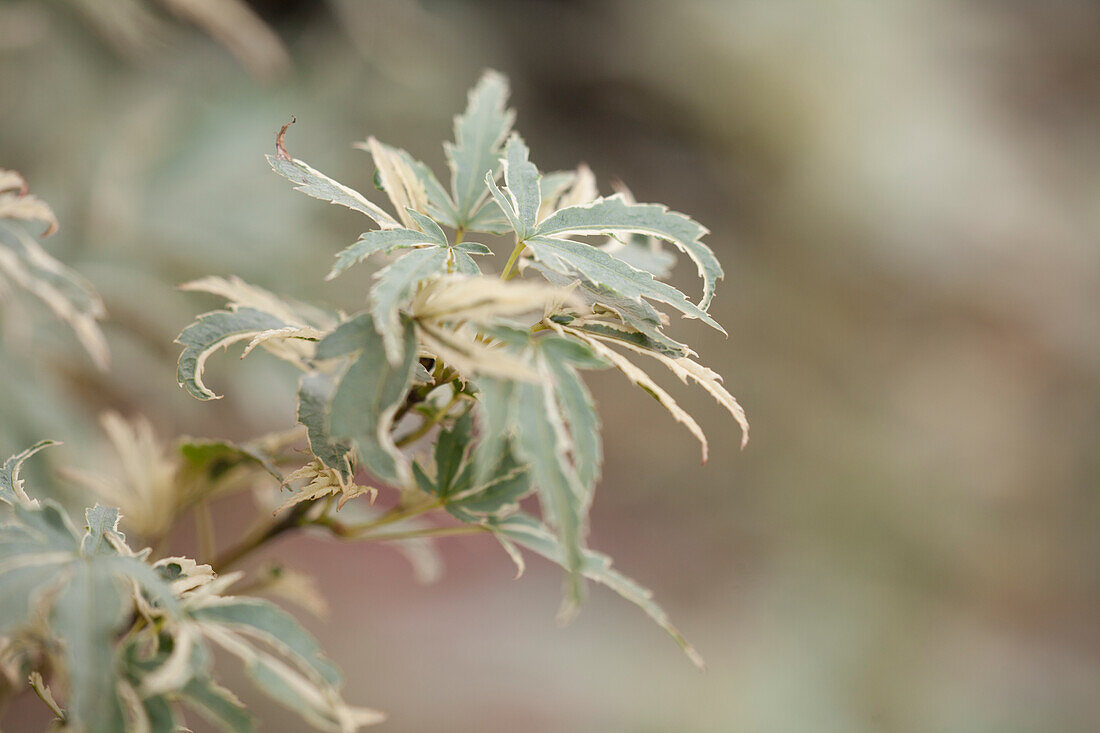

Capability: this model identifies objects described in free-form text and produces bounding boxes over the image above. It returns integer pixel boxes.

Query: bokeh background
[2,0,1099,731]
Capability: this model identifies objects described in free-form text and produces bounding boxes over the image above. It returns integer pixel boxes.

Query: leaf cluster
[0,442,377,732]
[173,71,748,679]
[0,69,751,733]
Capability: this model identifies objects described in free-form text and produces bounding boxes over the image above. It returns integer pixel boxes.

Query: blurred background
[2,0,1099,730]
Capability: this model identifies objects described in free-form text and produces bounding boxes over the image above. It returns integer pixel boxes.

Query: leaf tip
[275,116,297,160]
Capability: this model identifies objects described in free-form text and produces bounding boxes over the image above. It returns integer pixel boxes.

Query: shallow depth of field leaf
[0,445,378,733]
[176,308,290,400]
[0,498,178,731]
[445,70,514,227]
[0,176,109,369]
[324,313,419,487]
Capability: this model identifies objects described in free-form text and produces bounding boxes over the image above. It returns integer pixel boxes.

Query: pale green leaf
[1,500,81,556]
[141,694,179,733]
[451,249,481,276]
[361,137,428,229]
[463,200,512,234]
[398,149,458,227]
[453,241,492,256]
[177,438,283,483]
[566,329,709,462]
[534,193,723,309]
[598,183,676,279]
[501,135,541,238]
[297,372,353,481]
[245,653,384,732]
[266,152,400,230]
[0,563,67,635]
[601,236,677,279]
[370,248,448,364]
[511,376,587,608]
[176,308,290,400]
[447,455,530,518]
[0,439,58,505]
[190,597,340,686]
[470,377,517,488]
[51,561,130,733]
[313,313,374,360]
[200,624,382,733]
[327,228,443,281]
[0,222,109,369]
[541,342,602,492]
[490,513,705,669]
[179,275,335,330]
[579,328,749,449]
[446,70,514,226]
[555,164,598,210]
[354,141,458,228]
[404,209,448,245]
[180,676,255,733]
[576,319,686,358]
[80,504,124,557]
[525,235,723,333]
[532,263,690,357]
[328,315,418,487]
[484,171,524,238]
[537,170,582,222]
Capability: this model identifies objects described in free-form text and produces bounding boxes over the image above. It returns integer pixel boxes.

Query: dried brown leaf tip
[275,116,296,160]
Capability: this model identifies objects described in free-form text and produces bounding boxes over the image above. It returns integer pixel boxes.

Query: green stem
[354,524,488,543]
[394,389,462,447]
[212,501,314,571]
[500,239,526,281]
[195,499,216,564]
[321,499,444,538]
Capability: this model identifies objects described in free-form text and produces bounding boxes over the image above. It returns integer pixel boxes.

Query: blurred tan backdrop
[1,0,1098,731]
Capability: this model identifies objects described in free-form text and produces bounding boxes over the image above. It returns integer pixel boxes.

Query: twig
[351,524,488,543]
[212,500,314,571]
[194,499,217,563]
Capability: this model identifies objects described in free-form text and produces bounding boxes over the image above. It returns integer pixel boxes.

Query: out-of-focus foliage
[0,169,107,369]
[62,0,291,82]
[0,443,379,733]
[60,411,279,542]
[0,166,111,491]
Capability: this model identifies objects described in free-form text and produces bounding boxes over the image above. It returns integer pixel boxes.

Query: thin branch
[394,389,462,447]
[346,524,488,543]
[212,500,314,571]
[318,498,444,538]
[194,499,217,563]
